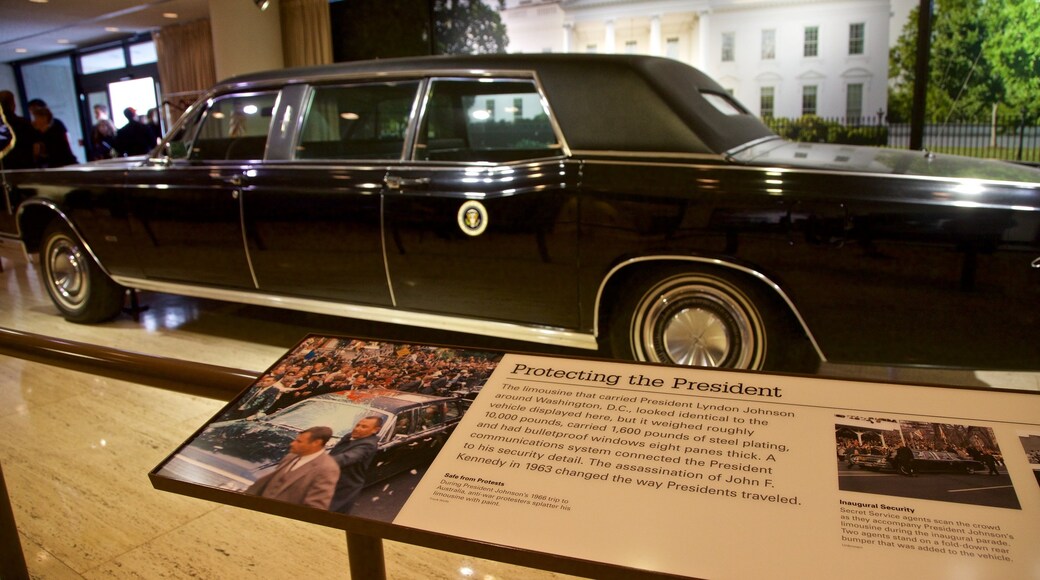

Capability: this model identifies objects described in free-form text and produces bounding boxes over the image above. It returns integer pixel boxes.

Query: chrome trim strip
[380,190,397,306]
[109,276,599,351]
[724,135,784,157]
[410,77,435,161]
[570,150,725,161]
[237,190,260,289]
[531,71,572,158]
[578,157,1040,194]
[402,78,429,161]
[15,199,115,278]
[222,67,553,93]
[594,256,828,363]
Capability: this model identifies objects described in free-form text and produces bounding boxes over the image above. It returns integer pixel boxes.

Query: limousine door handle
[384,175,431,190]
[224,175,243,187]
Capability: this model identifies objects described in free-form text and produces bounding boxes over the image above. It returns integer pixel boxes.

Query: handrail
[0,327,258,396]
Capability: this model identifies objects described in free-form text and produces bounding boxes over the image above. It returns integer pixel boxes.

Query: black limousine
[2,54,1038,371]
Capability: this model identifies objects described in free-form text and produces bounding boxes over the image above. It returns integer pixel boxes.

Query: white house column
[605,19,616,53]
[650,15,662,56]
[696,10,711,70]
[563,22,573,53]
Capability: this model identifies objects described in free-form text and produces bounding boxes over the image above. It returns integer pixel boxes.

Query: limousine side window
[174,92,279,161]
[415,78,561,163]
[295,81,420,161]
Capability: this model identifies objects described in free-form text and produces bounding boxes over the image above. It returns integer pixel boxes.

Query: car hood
[733,139,1040,185]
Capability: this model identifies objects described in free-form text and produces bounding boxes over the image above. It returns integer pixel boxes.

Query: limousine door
[382,78,582,329]
[239,81,423,307]
[125,92,280,289]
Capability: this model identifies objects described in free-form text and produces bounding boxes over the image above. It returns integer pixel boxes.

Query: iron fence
[764,114,1040,164]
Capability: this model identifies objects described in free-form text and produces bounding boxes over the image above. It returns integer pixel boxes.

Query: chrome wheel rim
[633,275,764,369]
[45,235,89,311]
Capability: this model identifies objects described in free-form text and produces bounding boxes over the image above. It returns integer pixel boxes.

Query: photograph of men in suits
[246,426,340,510]
[329,415,385,513]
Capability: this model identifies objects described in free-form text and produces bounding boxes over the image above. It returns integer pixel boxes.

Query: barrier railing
[764,115,1040,163]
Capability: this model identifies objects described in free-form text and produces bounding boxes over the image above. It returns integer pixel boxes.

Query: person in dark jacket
[114,107,156,156]
[328,415,384,513]
[0,90,39,169]
[32,106,78,167]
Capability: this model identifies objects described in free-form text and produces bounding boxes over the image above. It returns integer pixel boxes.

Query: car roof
[219,53,775,155]
[310,387,456,413]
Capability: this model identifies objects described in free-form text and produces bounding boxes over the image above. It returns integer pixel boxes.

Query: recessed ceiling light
[56,39,69,44]
[163,12,178,19]
[15,48,28,53]
[105,27,120,32]
[29,0,49,4]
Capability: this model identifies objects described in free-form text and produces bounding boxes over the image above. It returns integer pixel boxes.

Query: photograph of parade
[835,415,1020,509]
[156,336,503,521]
[1020,433,1040,487]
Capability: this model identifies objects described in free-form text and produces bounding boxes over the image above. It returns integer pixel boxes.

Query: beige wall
[209,0,284,81]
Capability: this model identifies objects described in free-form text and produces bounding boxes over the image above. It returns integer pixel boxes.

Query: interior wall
[208,0,284,81]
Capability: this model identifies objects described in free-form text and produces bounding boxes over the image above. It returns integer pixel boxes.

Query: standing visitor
[31,106,78,167]
[89,104,117,160]
[114,107,156,156]
[0,90,38,169]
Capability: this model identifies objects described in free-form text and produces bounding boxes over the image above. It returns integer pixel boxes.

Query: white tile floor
[1,240,1037,579]
[0,243,581,579]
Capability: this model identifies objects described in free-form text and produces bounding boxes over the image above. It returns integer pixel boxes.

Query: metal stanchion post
[345,532,386,580]
[0,461,29,580]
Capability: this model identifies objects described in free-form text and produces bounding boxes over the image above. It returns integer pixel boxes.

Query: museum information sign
[152,337,1040,580]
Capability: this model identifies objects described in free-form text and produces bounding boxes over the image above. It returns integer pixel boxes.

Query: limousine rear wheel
[609,267,813,371]
[39,221,125,323]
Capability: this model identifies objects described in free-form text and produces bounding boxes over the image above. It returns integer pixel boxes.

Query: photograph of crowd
[834,415,1020,509]
[224,336,500,421]
[156,336,504,521]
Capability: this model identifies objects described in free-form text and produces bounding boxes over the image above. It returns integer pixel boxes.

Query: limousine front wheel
[40,221,125,323]
[609,268,814,371]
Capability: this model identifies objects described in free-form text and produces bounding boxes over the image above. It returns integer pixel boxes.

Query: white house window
[846,83,864,120]
[802,85,818,115]
[586,44,597,53]
[625,40,637,54]
[849,23,865,55]
[804,26,819,58]
[722,32,735,62]
[761,29,775,60]
[760,86,775,118]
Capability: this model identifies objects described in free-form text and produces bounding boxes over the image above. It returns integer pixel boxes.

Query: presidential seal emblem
[457,200,488,236]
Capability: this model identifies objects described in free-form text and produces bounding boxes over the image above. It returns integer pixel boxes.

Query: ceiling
[0,0,211,65]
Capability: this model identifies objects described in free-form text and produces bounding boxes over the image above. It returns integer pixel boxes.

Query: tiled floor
[0,240,1036,579]
[0,242,582,579]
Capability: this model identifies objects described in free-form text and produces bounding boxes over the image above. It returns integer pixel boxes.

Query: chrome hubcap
[47,237,88,309]
[635,275,763,369]
[662,307,733,367]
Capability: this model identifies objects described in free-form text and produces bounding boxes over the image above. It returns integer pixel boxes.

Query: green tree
[433,0,509,55]
[982,0,1040,118]
[889,0,1004,122]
